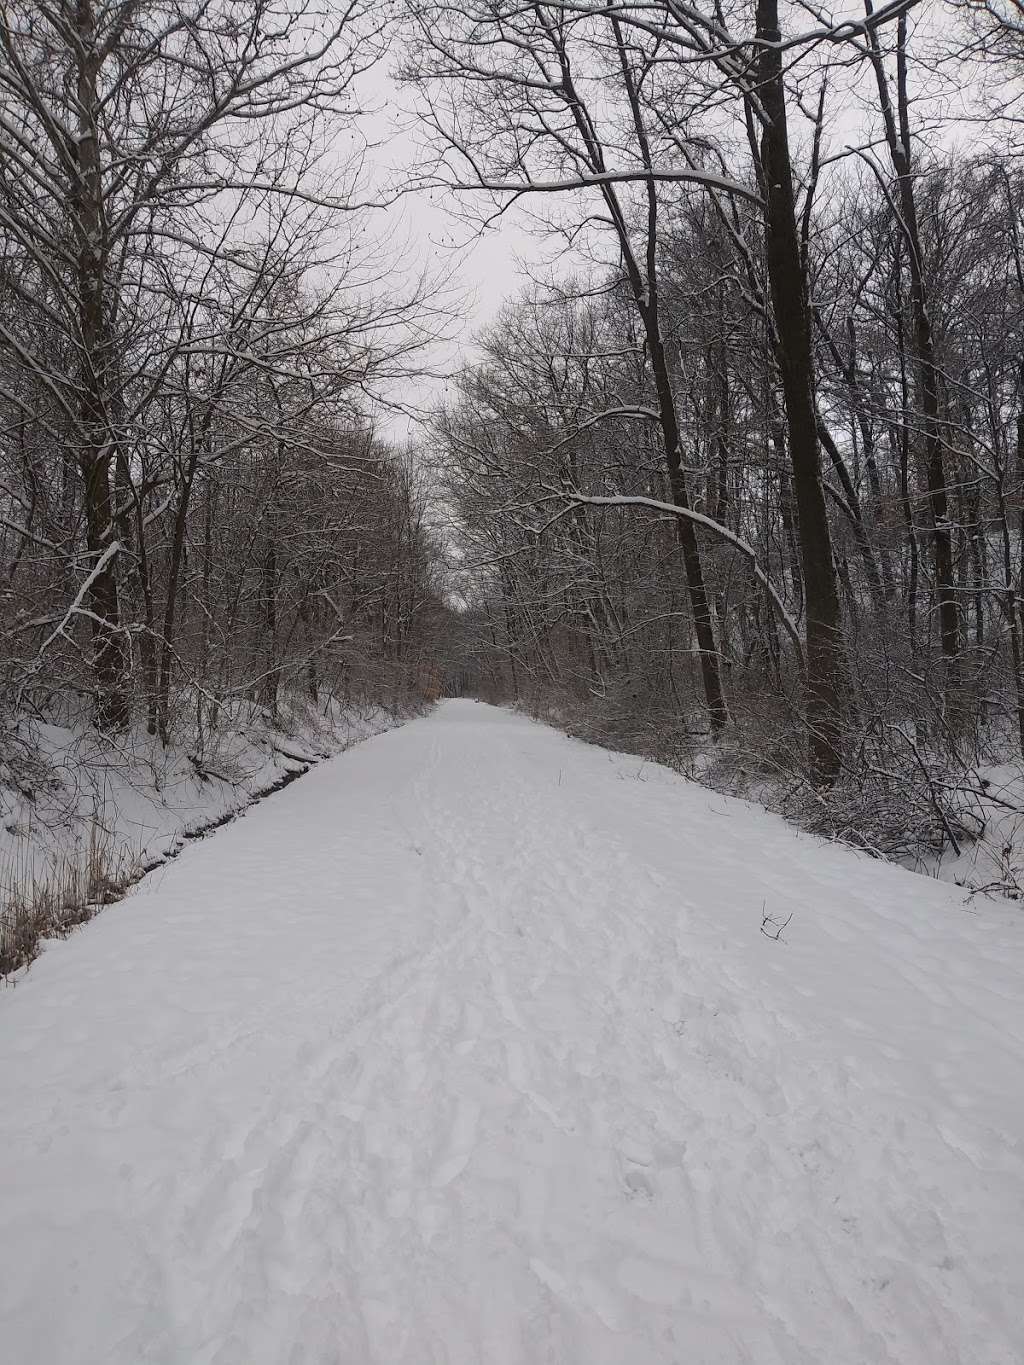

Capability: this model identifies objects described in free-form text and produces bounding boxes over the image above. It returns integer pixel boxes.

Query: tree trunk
[609,17,729,733]
[647,322,730,733]
[866,10,960,665]
[756,0,849,781]
[75,0,128,730]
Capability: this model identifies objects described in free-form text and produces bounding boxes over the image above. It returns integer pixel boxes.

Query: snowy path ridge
[1,701,1022,1364]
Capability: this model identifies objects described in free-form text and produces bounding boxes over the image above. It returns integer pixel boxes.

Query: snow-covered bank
[526,694,1024,900]
[1,696,418,974]
[1,700,1022,1363]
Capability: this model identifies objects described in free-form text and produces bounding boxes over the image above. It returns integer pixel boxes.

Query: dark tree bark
[755,0,849,780]
[75,0,129,730]
[610,17,730,733]
[865,7,960,665]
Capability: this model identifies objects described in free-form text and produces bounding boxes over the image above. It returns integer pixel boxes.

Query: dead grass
[0,825,142,978]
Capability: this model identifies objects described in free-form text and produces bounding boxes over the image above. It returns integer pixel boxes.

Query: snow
[1,699,1022,1364]
[1,699,405,920]
[931,760,1024,895]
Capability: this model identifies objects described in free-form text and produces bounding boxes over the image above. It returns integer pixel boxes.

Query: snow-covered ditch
[1,695,419,975]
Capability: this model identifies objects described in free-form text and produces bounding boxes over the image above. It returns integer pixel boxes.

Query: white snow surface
[1,700,1022,1364]
[1,699,405,895]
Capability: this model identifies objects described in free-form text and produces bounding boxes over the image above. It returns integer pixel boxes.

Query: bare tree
[0,0,449,739]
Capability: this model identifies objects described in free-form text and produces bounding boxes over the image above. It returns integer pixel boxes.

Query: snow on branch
[457,168,764,207]
[555,492,804,666]
[32,542,123,667]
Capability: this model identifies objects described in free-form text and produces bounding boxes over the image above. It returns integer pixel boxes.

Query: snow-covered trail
[2,701,1023,1365]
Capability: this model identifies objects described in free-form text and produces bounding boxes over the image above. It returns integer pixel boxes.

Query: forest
[0,0,448,752]
[414,0,1024,868]
[3,0,1024,932]
[3,8,1024,1359]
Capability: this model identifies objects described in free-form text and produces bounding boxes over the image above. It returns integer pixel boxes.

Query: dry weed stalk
[0,825,141,977]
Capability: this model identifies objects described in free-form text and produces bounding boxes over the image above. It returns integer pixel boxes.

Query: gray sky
[354,62,541,443]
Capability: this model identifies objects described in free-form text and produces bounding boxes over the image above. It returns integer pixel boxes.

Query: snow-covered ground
[1,698,407,969]
[930,760,1024,894]
[1,700,1022,1364]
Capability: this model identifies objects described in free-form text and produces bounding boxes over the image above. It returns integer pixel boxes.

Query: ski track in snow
[1,700,1023,1364]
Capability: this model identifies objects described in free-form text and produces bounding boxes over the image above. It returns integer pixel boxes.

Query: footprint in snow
[623,1168,655,1200]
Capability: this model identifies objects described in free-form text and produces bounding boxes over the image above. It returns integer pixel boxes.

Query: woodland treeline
[0,0,447,750]
[408,0,1024,831]
[5,0,1024,845]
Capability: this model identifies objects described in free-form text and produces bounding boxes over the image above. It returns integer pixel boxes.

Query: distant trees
[402,0,894,776]
[0,0,444,738]
[414,0,1024,791]
[9,0,1024,812]
[405,0,742,732]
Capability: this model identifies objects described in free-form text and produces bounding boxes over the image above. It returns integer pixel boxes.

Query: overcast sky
[352,58,541,444]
